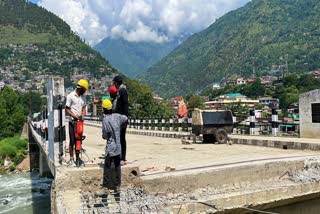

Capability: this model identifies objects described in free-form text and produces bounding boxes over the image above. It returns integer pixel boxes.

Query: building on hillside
[311,71,320,79]
[153,96,163,102]
[212,83,221,90]
[260,76,278,84]
[236,78,246,85]
[205,93,259,109]
[259,97,280,109]
[299,89,320,138]
[0,81,5,90]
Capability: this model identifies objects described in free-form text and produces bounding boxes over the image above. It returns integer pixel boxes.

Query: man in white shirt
[65,79,88,167]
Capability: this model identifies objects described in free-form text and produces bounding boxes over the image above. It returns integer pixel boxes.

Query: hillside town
[0,44,116,94]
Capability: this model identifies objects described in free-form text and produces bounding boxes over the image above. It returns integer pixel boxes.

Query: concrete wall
[299,89,320,138]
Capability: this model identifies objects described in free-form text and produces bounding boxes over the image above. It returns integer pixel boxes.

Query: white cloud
[37,0,250,45]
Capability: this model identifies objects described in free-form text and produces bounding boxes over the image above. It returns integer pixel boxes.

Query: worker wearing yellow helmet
[65,79,89,167]
[100,98,128,194]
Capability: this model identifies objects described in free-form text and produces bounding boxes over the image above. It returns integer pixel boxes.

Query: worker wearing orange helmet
[65,79,88,167]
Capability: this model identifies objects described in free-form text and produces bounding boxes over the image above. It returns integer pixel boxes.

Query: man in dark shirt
[113,75,128,165]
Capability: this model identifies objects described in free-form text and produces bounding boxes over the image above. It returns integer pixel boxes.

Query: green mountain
[0,0,118,87]
[140,0,320,98]
[95,37,179,78]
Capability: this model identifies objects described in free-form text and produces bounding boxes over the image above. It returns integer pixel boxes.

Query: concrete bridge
[27,77,320,213]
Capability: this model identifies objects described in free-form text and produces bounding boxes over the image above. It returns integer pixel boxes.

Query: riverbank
[0,136,29,175]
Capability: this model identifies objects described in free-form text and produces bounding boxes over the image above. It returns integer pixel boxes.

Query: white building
[299,89,320,138]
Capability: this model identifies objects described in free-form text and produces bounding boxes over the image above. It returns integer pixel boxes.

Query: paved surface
[71,122,320,175]
[53,122,320,213]
[230,134,320,144]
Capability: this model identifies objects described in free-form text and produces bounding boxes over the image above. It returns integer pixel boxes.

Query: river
[0,172,52,214]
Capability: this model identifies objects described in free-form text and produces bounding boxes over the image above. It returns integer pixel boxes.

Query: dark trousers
[68,121,79,160]
[103,154,121,188]
[120,127,127,161]
[68,121,76,146]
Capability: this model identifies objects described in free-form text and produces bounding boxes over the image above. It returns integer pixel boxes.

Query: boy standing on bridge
[101,99,128,193]
[65,79,88,167]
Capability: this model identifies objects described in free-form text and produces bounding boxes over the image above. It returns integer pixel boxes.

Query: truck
[192,109,234,144]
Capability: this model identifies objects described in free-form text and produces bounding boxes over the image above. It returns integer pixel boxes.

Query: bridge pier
[39,150,51,177]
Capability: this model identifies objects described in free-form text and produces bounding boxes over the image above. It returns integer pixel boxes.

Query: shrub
[0,136,28,165]
[2,136,27,150]
[12,152,25,165]
[9,165,16,172]
[0,167,6,174]
[0,144,17,158]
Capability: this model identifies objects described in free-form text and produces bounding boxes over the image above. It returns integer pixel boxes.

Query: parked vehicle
[192,109,234,144]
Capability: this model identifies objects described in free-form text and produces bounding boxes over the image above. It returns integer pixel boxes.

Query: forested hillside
[0,0,118,87]
[141,0,320,97]
[95,37,179,78]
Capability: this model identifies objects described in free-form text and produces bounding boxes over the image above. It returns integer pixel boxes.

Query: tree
[224,102,249,122]
[20,91,45,115]
[242,79,265,98]
[126,79,173,117]
[187,95,205,110]
[0,87,26,139]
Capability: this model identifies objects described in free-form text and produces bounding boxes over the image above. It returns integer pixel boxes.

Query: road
[69,122,320,174]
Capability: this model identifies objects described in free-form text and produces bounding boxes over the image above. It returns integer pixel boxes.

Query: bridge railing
[85,116,193,132]
[28,113,49,154]
[85,110,299,137]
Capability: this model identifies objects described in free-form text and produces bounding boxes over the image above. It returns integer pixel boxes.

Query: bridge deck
[52,122,320,213]
[74,122,319,174]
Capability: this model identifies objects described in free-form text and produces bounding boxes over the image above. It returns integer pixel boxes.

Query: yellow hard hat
[77,79,89,90]
[102,99,112,110]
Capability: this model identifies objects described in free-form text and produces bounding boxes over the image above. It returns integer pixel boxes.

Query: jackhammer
[74,119,86,167]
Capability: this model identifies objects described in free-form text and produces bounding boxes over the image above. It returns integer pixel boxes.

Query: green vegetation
[0,26,51,44]
[0,87,47,173]
[126,79,174,117]
[141,0,320,97]
[0,0,118,84]
[0,136,27,164]
[275,74,320,109]
[20,90,46,115]
[186,95,205,110]
[95,37,178,77]
[0,0,80,45]
[0,87,26,140]
[0,136,28,172]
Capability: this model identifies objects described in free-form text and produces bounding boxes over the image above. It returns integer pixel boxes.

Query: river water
[0,172,52,214]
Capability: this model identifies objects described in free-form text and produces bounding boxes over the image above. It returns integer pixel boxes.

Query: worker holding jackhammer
[101,99,128,194]
[65,79,88,167]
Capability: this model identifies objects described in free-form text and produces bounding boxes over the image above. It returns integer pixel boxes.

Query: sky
[29,0,250,46]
